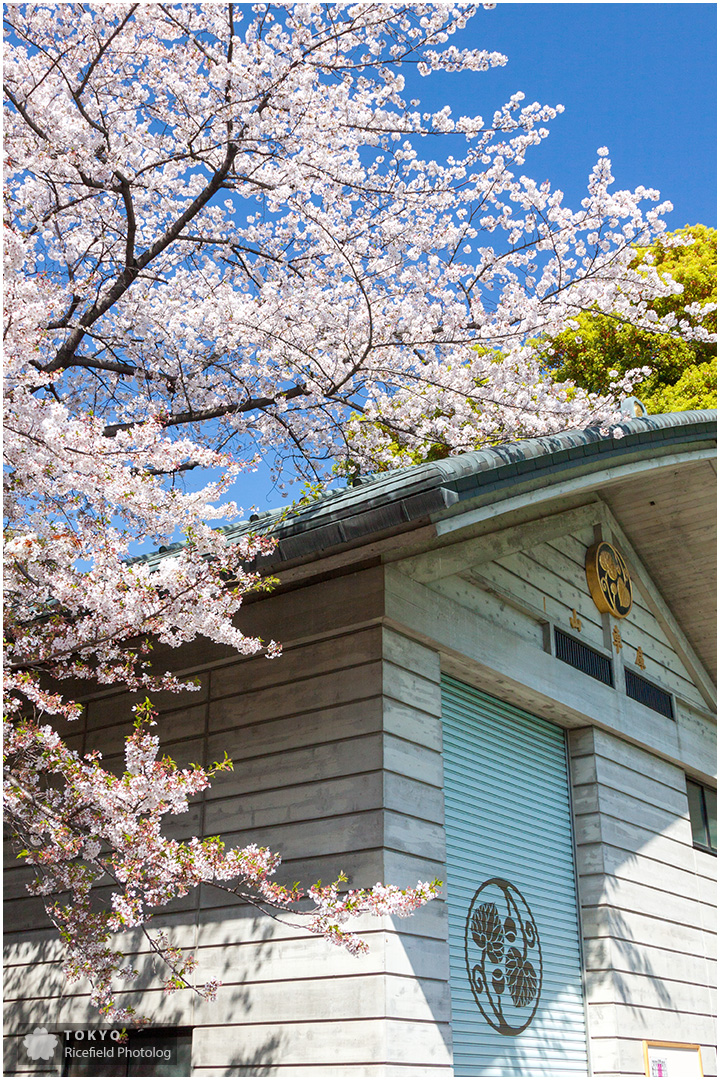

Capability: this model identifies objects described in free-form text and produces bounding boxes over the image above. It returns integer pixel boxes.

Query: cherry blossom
[4,3,712,1019]
[5,699,440,1022]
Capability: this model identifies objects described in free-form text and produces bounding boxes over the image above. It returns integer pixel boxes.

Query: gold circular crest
[585,542,633,619]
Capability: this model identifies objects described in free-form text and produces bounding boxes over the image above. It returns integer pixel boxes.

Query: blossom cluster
[3,3,712,1019]
[5,701,439,1021]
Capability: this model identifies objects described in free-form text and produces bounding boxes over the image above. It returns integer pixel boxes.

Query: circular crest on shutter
[464,878,543,1036]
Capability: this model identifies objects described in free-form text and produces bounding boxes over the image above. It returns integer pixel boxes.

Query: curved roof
[221,409,716,564]
[143,410,715,567]
[142,410,716,686]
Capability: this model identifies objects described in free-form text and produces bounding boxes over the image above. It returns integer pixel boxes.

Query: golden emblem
[612,625,623,653]
[585,541,633,619]
[569,609,582,631]
[635,646,646,670]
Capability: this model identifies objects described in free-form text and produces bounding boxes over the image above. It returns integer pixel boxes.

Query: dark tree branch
[116,172,137,269]
[75,7,138,97]
[45,296,81,331]
[3,83,50,140]
[103,383,309,436]
[43,140,242,374]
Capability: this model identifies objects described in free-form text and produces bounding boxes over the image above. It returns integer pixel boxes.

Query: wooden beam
[400,502,603,583]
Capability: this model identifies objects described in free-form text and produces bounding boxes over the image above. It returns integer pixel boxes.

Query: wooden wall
[569,727,717,1078]
[5,498,716,1077]
[443,522,707,713]
[4,568,453,1077]
[389,503,716,1079]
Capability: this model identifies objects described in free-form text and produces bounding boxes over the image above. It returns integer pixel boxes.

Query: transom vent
[554,628,613,686]
[625,668,674,719]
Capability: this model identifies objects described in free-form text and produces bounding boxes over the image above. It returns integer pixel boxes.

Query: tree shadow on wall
[3,910,287,1077]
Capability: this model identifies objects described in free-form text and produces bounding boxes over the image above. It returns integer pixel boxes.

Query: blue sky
[231,2,718,511]
[412,2,717,232]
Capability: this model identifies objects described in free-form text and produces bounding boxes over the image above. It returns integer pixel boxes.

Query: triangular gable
[407,500,714,713]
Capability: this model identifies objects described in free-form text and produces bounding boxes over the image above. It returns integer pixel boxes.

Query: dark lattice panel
[554,629,613,686]
[625,668,674,719]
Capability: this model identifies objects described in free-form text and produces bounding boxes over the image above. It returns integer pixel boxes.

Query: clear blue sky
[410,2,717,232]
[233,2,718,511]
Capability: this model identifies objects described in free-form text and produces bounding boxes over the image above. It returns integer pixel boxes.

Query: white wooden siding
[3,575,453,1077]
[466,525,706,710]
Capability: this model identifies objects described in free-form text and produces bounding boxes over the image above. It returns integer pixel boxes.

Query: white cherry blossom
[4,3,711,1019]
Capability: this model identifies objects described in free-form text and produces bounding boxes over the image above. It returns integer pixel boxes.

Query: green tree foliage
[345,228,716,474]
[540,224,717,411]
[642,357,716,414]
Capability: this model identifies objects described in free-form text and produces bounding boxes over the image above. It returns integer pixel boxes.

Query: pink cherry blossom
[4,3,713,1021]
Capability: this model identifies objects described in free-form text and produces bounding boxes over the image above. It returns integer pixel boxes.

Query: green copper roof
[143,410,716,569]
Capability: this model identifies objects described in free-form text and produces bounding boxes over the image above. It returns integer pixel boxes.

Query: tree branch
[75,6,138,97]
[3,82,50,140]
[103,383,309,436]
[116,172,137,269]
[43,140,242,374]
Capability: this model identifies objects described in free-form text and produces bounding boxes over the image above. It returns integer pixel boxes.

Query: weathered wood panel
[385,566,716,775]
[585,1000,717,1044]
[377,629,451,1074]
[583,936,716,988]
[428,574,545,648]
[208,661,384,732]
[476,527,706,708]
[4,587,453,1076]
[189,1018,452,1073]
[569,727,717,1078]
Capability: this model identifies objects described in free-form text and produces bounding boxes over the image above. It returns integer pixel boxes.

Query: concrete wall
[4,568,452,1077]
[569,727,717,1078]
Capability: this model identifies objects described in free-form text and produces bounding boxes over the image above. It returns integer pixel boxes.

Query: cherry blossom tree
[4,2,711,1021]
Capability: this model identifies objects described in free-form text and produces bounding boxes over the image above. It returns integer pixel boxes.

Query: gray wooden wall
[426,521,708,714]
[389,502,717,1079]
[4,568,453,1077]
[568,726,716,1078]
[4,501,717,1078]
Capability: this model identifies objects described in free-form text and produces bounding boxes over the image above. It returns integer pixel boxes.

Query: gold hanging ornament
[585,542,633,619]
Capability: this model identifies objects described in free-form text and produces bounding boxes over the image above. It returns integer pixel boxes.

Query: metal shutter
[442,676,588,1077]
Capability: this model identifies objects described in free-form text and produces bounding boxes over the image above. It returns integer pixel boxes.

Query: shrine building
[4,409,716,1078]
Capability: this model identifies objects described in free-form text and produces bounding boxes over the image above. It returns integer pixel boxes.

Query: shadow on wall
[4,634,452,1076]
[582,895,675,1011]
[569,723,717,1074]
[577,875,712,1077]
[3,911,288,1076]
[580,839,712,1018]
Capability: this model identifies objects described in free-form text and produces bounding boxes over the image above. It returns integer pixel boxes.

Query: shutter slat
[442,676,588,1077]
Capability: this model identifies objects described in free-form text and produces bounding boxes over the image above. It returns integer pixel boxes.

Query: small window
[624,668,674,720]
[554,628,613,686]
[63,1028,192,1077]
[686,779,717,855]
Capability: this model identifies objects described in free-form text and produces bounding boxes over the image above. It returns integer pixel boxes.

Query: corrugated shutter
[442,676,588,1077]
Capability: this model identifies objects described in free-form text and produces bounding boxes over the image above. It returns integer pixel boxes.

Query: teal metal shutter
[442,676,588,1077]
